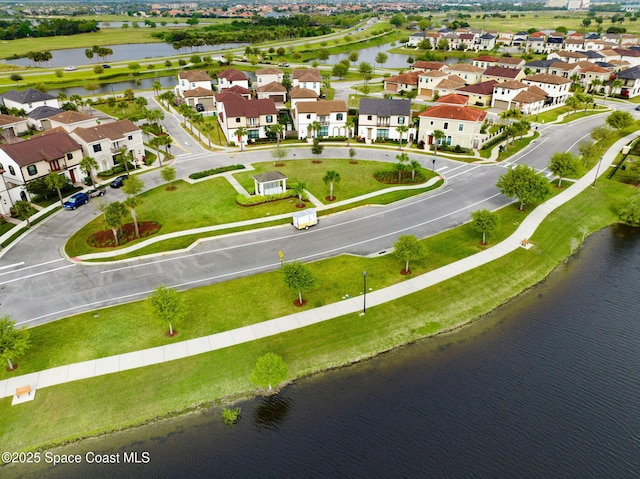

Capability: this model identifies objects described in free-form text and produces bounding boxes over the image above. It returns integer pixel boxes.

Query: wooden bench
[15,385,31,398]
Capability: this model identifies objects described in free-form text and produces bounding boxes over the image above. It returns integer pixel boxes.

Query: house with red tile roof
[411,61,447,73]
[217,69,250,92]
[292,68,322,95]
[289,86,318,109]
[436,94,469,105]
[417,104,488,150]
[0,113,29,141]
[481,66,525,83]
[383,71,420,93]
[175,70,213,98]
[216,98,278,145]
[256,82,287,109]
[455,80,498,106]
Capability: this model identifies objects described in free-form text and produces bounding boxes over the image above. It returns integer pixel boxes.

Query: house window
[248,129,260,139]
[93,144,102,153]
[367,115,373,121]
[249,117,257,126]
[319,126,328,137]
[236,118,241,123]
[307,114,311,119]
[458,123,464,132]
[430,121,434,126]
[128,135,133,140]
[66,153,73,160]
[377,129,389,139]
[9,165,16,175]
[266,115,273,123]
[50,160,61,171]
[27,165,37,176]
[447,136,452,145]
[398,116,405,124]
[336,113,343,121]
[443,122,449,130]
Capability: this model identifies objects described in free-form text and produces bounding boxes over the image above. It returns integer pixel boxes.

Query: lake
[5,225,640,478]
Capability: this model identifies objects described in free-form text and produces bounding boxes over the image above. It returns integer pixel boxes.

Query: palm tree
[235,127,248,150]
[269,123,285,147]
[409,159,420,181]
[292,181,307,207]
[152,80,162,96]
[565,95,580,114]
[590,78,602,95]
[79,156,99,187]
[117,147,132,174]
[310,120,322,139]
[396,124,409,150]
[322,170,341,200]
[192,114,204,141]
[609,78,623,97]
[149,136,163,166]
[122,175,144,238]
[201,122,215,147]
[395,152,409,182]
[45,172,67,207]
[345,116,356,145]
[432,129,445,155]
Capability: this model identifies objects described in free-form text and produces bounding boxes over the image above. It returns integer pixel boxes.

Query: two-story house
[256,82,288,109]
[293,100,347,139]
[0,88,59,114]
[444,64,484,85]
[615,65,640,97]
[417,104,488,150]
[175,70,213,98]
[0,131,84,207]
[255,67,284,87]
[456,80,498,106]
[522,73,572,106]
[217,98,278,145]
[0,114,29,142]
[481,66,525,83]
[292,68,322,96]
[41,110,98,132]
[217,69,250,92]
[71,119,145,173]
[357,98,412,143]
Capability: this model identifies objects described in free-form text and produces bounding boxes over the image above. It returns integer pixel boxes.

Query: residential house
[175,70,212,98]
[497,31,514,46]
[453,33,476,51]
[255,67,283,87]
[614,48,640,67]
[445,64,484,85]
[548,61,579,79]
[564,37,585,52]
[407,31,427,47]
[417,70,449,98]
[436,94,469,106]
[289,86,318,109]
[0,131,83,208]
[256,82,287,109]
[71,119,145,173]
[417,105,488,150]
[472,55,499,69]
[491,81,547,114]
[26,106,64,131]
[183,86,215,111]
[292,68,322,96]
[512,31,529,48]
[42,110,99,132]
[545,32,565,53]
[0,88,59,114]
[548,50,589,64]
[481,66,525,83]
[0,114,29,142]
[575,62,613,91]
[432,75,466,97]
[496,57,525,70]
[383,71,420,92]
[522,73,572,106]
[217,69,250,92]
[293,100,347,139]
[226,85,252,100]
[357,98,412,143]
[216,98,278,145]
[525,59,555,74]
[615,65,640,97]
[621,34,639,46]
[477,33,496,50]
[411,61,446,73]
[456,80,498,107]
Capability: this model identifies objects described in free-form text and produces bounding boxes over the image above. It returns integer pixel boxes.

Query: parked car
[196,103,205,112]
[87,186,106,198]
[635,105,640,111]
[63,192,89,210]
[64,65,77,71]
[110,175,129,188]
[101,64,111,69]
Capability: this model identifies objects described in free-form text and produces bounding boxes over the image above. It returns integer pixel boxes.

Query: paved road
[0,105,629,326]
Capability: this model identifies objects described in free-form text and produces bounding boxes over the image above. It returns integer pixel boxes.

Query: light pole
[362,271,367,314]
[592,157,603,187]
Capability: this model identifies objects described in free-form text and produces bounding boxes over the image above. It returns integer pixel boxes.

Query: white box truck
[292,208,318,230]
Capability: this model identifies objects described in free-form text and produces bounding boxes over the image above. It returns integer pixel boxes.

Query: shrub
[222,407,241,427]
[189,164,245,180]
[236,190,297,206]
[482,132,507,150]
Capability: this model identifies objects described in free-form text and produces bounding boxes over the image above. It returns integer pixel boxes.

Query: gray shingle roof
[1,88,56,104]
[358,98,411,116]
[617,65,640,80]
[27,106,65,120]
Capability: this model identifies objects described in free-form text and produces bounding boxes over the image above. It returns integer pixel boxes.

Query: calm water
[327,43,465,69]
[6,225,640,478]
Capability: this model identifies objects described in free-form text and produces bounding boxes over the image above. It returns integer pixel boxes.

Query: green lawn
[233,158,436,201]
[1,176,633,453]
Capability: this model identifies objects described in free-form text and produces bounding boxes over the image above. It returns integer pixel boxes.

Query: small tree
[432,129,445,155]
[311,138,324,163]
[345,116,356,146]
[409,159,421,181]
[349,147,357,164]
[496,164,552,211]
[122,175,144,238]
[12,200,33,227]
[292,181,307,207]
[578,139,602,167]
[606,110,634,130]
[251,352,288,391]
[471,209,499,245]
[104,201,126,245]
[161,165,177,190]
[549,151,580,187]
[271,147,288,167]
[45,172,67,207]
[79,156,99,187]
[394,235,425,274]
[323,170,341,200]
[148,285,185,336]
[282,261,315,306]
[0,315,31,371]
[618,193,640,226]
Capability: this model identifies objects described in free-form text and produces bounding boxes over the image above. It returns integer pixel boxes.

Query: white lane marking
[0,262,24,271]
[0,258,65,277]
[0,264,75,286]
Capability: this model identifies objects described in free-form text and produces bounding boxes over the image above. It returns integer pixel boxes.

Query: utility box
[292,208,318,230]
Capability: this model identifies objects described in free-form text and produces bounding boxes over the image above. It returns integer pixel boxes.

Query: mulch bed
[293,299,307,307]
[87,221,162,248]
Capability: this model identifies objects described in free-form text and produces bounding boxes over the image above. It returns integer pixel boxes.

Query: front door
[69,168,76,184]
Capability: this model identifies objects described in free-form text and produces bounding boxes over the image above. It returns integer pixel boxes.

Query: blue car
[63,192,89,210]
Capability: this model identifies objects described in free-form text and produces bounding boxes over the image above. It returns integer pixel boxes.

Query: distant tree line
[0,18,98,41]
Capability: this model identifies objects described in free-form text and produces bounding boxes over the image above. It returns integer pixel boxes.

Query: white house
[293,100,347,140]
[357,98,413,143]
[418,104,488,150]
[175,70,213,98]
[0,114,29,142]
[217,69,250,92]
[42,110,99,132]
[0,88,59,114]
[255,67,284,87]
[292,68,322,96]
[522,73,572,106]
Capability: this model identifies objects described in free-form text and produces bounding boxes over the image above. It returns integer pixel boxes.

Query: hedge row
[235,189,298,206]
[482,132,507,150]
[189,164,245,180]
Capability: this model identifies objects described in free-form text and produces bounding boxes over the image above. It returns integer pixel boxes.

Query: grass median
[0,176,632,453]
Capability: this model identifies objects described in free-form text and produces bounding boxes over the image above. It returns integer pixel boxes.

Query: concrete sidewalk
[0,132,629,401]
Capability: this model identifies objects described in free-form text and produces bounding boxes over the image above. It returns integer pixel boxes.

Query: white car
[64,66,77,71]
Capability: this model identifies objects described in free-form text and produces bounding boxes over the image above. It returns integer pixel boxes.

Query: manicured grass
[478,131,539,160]
[233,158,436,201]
[1,176,633,453]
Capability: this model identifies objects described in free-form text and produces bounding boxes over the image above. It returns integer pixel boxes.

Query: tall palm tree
[409,159,421,181]
[345,116,356,145]
[45,172,67,207]
[152,80,162,96]
[269,123,285,147]
[192,114,204,141]
[79,156,99,187]
[292,181,307,207]
[432,129,445,155]
[235,127,248,150]
[396,124,409,150]
[322,170,341,200]
[589,78,602,95]
[201,122,215,148]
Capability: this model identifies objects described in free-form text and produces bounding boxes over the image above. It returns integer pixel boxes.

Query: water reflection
[253,395,293,431]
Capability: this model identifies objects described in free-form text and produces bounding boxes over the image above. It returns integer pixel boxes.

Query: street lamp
[592,157,603,187]
[362,271,367,314]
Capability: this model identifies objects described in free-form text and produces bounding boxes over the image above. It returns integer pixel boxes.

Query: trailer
[292,208,318,230]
